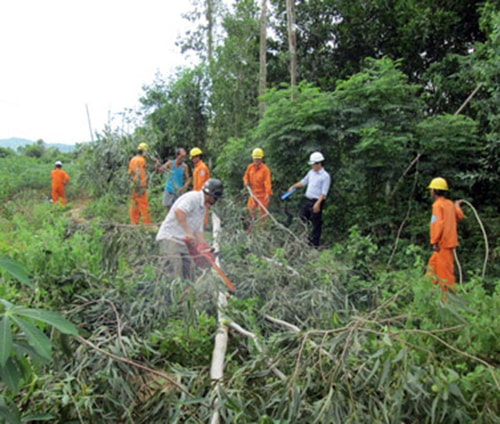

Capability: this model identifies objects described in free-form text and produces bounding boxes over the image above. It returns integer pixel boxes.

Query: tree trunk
[258,0,268,118]
[206,0,214,64]
[286,0,297,98]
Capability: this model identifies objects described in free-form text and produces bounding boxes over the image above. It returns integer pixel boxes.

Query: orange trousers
[130,190,151,225]
[52,185,67,206]
[247,195,269,220]
[427,248,455,293]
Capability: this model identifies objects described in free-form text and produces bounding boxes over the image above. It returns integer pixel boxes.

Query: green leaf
[0,357,21,393]
[0,258,32,287]
[359,358,380,390]
[0,316,13,367]
[9,316,52,361]
[21,414,55,422]
[12,308,78,336]
[0,299,15,311]
[13,342,48,364]
[0,395,21,424]
[377,359,392,390]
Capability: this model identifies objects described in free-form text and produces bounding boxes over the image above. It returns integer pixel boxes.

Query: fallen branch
[261,256,300,276]
[228,321,287,382]
[77,336,199,401]
[265,315,334,361]
[209,213,230,424]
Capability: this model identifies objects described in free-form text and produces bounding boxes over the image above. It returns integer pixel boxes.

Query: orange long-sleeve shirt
[243,163,272,197]
[430,197,464,248]
[193,160,210,191]
[128,155,147,187]
[50,168,69,187]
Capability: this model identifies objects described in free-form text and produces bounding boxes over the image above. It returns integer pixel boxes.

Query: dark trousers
[299,198,324,247]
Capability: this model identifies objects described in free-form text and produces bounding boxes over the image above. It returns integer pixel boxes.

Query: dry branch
[77,336,198,400]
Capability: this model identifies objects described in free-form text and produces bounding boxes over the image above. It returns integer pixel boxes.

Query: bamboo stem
[209,213,229,424]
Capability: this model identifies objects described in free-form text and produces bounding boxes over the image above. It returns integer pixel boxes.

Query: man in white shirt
[156,179,223,279]
[287,151,331,247]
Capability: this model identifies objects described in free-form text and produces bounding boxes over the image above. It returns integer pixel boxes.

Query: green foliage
[417,114,479,185]
[1,158,499,422]
[23,140,46,159]
[254,81,338,189]
[209,0,261,149]
[0,147,14,158]
[0,3,499,421]
[157,314,216,366]
[0,258,31,288]
[140,66,209,159]
[253,59,428,242]
[0,258,78,424]
[270,0,485,86]
[75,132,133,198]
[214,136,250,196]
[0,156,53,204]
[332,58,423,222]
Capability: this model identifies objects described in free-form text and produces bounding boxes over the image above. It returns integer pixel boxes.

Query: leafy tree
[209,0,262,152]
[468,3,500,203]
[0,147,14,158]
[332,0,486,82]
[268,0,339,90]
[421,2,500,206]
[252,59,424,240]
[140,67,210,160]
[23,139,46,159]
[268,0,487,90]
[252,81,337,188]
[178,0,228,63]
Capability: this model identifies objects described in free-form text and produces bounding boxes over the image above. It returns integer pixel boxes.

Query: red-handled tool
[184,237,236,294]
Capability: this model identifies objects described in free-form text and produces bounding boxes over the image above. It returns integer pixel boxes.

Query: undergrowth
[0,164,498,423]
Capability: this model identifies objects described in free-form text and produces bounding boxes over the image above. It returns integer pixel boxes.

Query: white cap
[308,151,324,164]
[55,160,62,166]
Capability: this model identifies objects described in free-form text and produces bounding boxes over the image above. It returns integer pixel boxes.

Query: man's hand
[432,243,440,252]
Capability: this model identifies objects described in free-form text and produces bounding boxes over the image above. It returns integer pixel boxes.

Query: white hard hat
[55,160,62,166]
[308,151,324,164]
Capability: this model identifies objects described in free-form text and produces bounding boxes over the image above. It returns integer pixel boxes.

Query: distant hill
[0,137,75,153]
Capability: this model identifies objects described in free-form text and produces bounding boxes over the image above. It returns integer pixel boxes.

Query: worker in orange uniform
[190,147,211,227]
[426,177,464,294]
[243,148,272,229]
[128,143,152,225]
[190,147,210,191]
[50,160,70,206]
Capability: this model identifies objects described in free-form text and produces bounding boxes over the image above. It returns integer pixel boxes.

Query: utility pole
[85,103,95,142]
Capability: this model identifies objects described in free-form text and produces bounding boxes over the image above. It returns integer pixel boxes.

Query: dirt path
[69,197,91,222]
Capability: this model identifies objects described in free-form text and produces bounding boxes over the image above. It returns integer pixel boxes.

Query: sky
[0,0,197,145]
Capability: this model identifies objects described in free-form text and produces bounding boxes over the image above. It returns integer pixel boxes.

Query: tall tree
[178,0,227,63]
[286,0,297,91]
[209,0,261,150]
[258,0,268,118]
[207,0,215,63]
